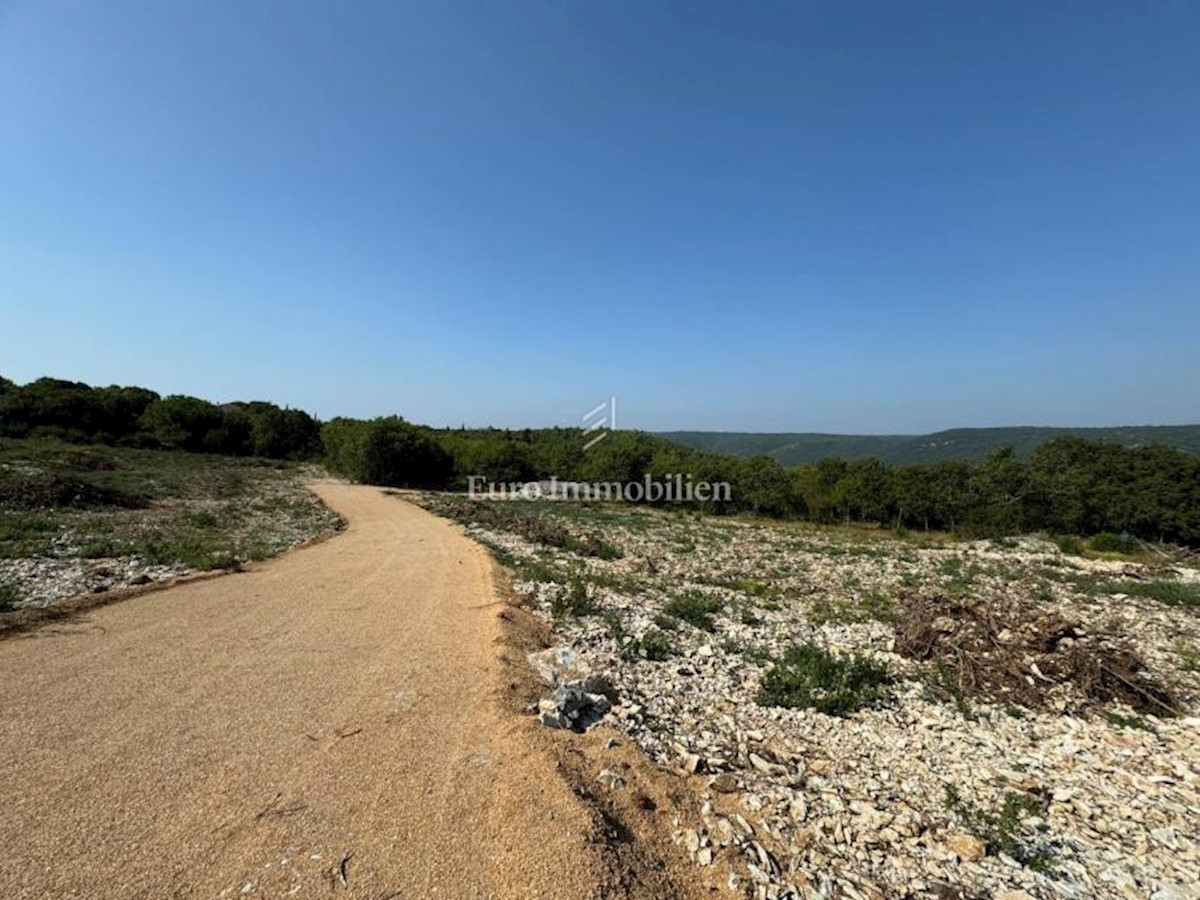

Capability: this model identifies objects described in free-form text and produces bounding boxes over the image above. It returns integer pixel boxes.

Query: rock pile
[537,677,613,731]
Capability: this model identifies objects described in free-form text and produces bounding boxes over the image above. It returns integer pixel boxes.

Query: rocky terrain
[420,495,1200,900]
[0,441,341,611]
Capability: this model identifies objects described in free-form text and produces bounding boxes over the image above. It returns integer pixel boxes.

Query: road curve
[0,484,600,899]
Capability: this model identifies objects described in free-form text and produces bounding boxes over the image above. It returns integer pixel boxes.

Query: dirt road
[0,485,609,899]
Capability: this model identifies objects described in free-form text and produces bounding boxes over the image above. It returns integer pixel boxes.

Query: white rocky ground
[424,497,1200,900]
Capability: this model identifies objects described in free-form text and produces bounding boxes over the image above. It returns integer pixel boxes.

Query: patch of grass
[721,637,772,663]
[600,609,627,643]
[1040,568,1102,595]
[1032,586,1057,603]
[570,533,623,560]
[943,786,1057,873]
[1103,710,1156,732]
[932,660,975,720]
[79,537,130,558]
[663,590,723,631]
[1175,641,1200,672]
[0,439,337,576]
[427,498,622,559]
[488,546,563,586]
[1102,580,1200,609]
[0,580,21,611]
[583,568,642,594]
[756,642,893,716]
[185,509,220,529]
[0,511,60,556]
[939,557,986,597]
[0,472,148,510]
[730,578,773,598]
[808,589,896,626]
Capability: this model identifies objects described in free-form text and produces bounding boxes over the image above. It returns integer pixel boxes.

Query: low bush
[622,628,674,661]
[756,642,893,716]
[1051,534,1084,555]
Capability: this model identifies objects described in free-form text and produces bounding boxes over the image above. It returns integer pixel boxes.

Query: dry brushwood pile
[420,494,1200,900]
[894,594,1182,718]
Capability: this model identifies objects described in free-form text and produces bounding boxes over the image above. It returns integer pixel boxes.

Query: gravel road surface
[0,484,601,899]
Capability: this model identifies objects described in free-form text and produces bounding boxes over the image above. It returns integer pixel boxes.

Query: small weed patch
[1176,641,1200,672]
[943,786,1057,873]
[551,576,596,618]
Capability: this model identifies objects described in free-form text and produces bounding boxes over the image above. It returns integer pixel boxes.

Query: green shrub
[569,533,623,560]
[756,642,893,716]
[1051,534,1084,555]
[652,612,680,631]
[737,604,763,626]
[622,628,674,661]
[1088,532,1135,554]
[663,590,723,631]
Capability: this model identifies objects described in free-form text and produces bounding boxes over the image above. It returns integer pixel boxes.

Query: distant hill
[660,425,1200,466]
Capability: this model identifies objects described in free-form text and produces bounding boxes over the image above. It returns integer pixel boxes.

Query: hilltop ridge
[660,425,1200,465]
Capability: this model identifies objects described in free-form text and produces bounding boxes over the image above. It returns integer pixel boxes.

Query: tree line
[319,418,1200,546]
[0,376,321,459]
[3,376,1197,546]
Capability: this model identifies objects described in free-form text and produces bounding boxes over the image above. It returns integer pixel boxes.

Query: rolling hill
[660,425,1200,466]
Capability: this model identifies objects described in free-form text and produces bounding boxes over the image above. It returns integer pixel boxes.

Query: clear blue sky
[2,1,1197,433]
